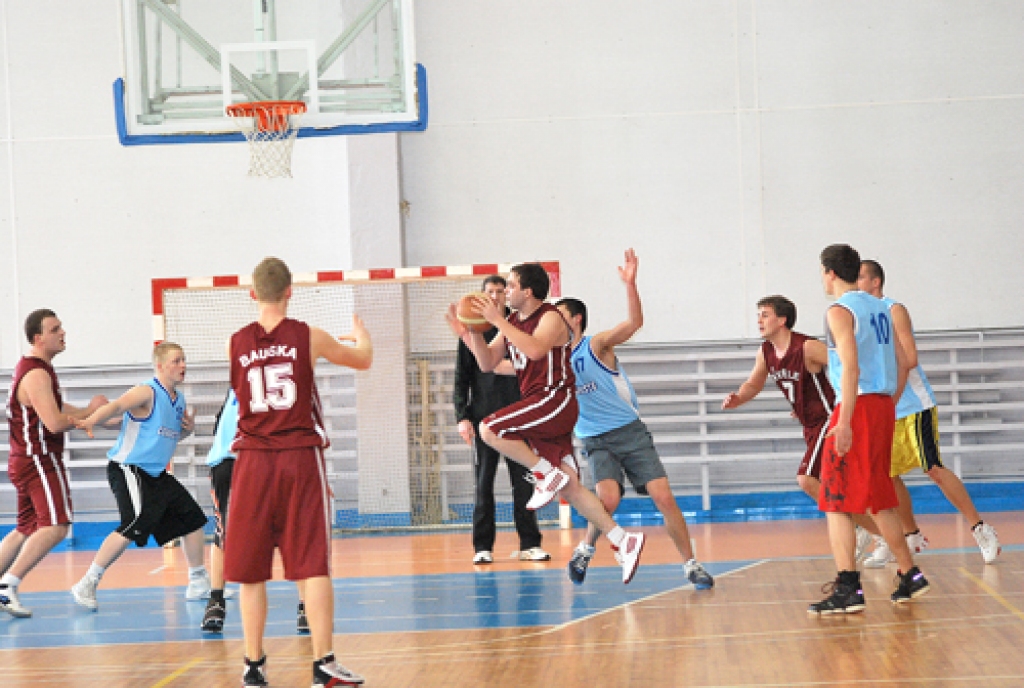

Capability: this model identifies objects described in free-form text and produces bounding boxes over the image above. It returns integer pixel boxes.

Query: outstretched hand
[76,416,98,439]
[472,293,503,325]
[445,303,469,338]
[618,248,638,285]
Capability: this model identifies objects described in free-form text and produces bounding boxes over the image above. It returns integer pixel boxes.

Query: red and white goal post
[152,262,567,532]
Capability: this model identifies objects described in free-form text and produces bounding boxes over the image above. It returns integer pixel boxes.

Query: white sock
[577,542,596,555]
[606,526,626,548]
[87,563,105,581]
[532,458,553,476]
[0,573,21,588]
[189,565,208,578]
[684,558,697,569]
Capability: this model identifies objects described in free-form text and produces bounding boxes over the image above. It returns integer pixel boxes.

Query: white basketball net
[227,102,305,179]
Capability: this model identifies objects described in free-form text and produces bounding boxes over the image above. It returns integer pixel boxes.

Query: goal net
[153,263,561,533]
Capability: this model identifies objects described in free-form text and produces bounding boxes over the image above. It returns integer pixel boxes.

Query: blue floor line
[0,561,744,650]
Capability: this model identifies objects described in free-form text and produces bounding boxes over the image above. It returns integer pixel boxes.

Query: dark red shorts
[483,389,578,469]
[798,418,830,480]
[819,395,898,514]
[9,453,73,535]
[223,447,332,583]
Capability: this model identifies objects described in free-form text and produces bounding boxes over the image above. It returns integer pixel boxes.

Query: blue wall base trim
[570,481,1024,528]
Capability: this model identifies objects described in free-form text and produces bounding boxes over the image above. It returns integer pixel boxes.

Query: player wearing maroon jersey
[1,309,106,618]
[722,296,880,553]
[447,263,646,584]
[225,258,372,688]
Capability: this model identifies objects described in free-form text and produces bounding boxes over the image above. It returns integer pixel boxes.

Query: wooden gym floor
[1,511,1022,687]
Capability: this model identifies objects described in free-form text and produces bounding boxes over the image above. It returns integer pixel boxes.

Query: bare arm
[495,310,569,361]
[311,314,373,371]
[18,369,76,433]
[445,303,507,372]
[826,306,858,456]
[892,322,910,403]
[77,385,155,438]
[889,303,918,369]
[722,349,769,409]
[803,338,829,374]
[590,248,643,367]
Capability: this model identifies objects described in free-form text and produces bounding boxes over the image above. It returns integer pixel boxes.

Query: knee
[927,465,952,485]
[797,474,817,496]
[47,524,70,542]
[478,423,497,446]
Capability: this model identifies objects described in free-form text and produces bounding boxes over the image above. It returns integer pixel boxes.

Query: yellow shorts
[890,407,943,477]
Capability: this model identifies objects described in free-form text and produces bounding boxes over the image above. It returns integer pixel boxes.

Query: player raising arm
[448,263,646,584]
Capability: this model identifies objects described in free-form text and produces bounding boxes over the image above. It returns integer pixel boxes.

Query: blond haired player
[226,257,372,688]
[857,259,1000,566]
[71,342,209,610]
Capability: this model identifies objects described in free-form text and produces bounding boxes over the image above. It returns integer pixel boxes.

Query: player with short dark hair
[71,342,211,611]
[1,310,107,618]
[557,249,713,589]
[454,274,546,565]
[448,262,646,584]
[811,243,928,614]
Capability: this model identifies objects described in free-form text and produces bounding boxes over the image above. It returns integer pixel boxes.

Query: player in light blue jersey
[811,244,928,615]
[859,260,1000,565]
[70,342,211,611]
[200,390,310,633]
[556,249,713,590]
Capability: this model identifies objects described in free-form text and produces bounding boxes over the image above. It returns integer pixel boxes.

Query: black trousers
[471,427,542,552]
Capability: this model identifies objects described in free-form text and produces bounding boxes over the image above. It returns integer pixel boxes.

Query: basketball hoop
[225,100,307,178]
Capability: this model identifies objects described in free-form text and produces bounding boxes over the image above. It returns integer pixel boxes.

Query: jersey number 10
[868,313,891,345]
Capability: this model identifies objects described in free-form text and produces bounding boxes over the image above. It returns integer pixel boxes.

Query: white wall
[1,1,1022,368]
[0,1,396,368]
[401,0,1024,341]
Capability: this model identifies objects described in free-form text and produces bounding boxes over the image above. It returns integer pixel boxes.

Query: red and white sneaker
[614,532,646,584]
[525,467,568,510]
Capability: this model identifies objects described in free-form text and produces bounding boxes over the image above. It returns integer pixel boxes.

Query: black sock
[838,570,860,587]
[973,520,984,530]
[905,529,920,537]
[210,589,225,603]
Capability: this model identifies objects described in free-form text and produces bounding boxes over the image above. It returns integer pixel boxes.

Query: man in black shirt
[454,275,546,564]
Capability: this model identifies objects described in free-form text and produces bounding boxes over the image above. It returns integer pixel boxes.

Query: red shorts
[819,394,898,514]
[483,388,578,469]
[798,418,830,480]
[223,447,332,583]
[9,453,73,535]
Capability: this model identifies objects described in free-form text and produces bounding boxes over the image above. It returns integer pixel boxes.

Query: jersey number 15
[247,363,296,412]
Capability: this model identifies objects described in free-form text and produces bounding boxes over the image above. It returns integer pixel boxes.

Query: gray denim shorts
[579,419,667,492]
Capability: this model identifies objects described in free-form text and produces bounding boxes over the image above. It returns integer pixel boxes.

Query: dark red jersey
[6,357,64,458]
[506,303,575,399]
[762,332,835,428]
[229,318,327,451]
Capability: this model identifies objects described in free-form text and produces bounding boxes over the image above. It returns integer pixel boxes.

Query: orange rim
[225,100,307,132]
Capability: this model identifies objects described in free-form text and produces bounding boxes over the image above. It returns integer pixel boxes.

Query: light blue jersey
[882,296,937,419]
[206,390,239,468]
[108,378,186,478]
[571,335,641,438]
[826,291,897,397]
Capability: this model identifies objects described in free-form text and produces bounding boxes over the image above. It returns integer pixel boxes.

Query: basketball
[457,293,491,333]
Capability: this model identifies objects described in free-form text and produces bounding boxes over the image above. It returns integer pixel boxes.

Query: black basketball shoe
[891,566,930,603]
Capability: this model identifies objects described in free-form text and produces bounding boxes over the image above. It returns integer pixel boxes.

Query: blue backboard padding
[114,63,428,146]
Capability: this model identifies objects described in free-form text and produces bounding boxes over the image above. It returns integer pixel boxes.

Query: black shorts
[209,458,235,548]
[107,461,208,547]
